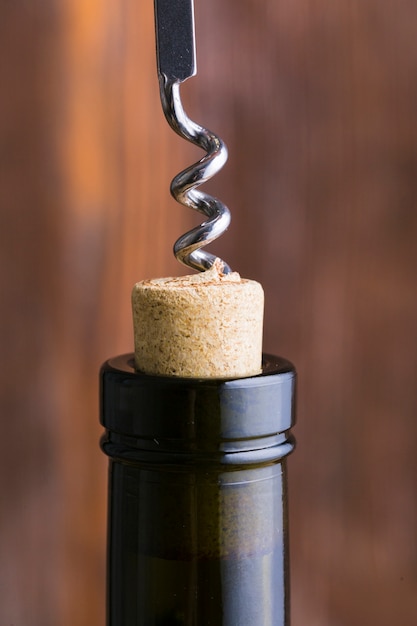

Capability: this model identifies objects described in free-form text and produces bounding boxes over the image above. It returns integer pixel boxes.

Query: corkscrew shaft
[154,0,231,272]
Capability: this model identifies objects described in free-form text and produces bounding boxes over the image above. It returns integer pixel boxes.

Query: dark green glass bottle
[100,353,296,626]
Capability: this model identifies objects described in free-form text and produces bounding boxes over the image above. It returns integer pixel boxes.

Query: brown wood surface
[1,1,416,625]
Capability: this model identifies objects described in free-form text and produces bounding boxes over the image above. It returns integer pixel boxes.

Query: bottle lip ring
[100,353,296,445]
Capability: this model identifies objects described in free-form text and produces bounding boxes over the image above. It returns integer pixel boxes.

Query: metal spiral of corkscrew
[154,0,231,273]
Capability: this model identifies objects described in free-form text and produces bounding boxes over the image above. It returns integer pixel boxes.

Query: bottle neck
[100,353,296,626]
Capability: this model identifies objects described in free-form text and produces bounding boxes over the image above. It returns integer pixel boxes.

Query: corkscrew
[154,0,231,273]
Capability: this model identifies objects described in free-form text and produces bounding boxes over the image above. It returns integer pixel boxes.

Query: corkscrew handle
[154,0,196,83]
[154,0,231,273]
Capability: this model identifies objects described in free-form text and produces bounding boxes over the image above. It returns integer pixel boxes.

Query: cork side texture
[132,262,264,378]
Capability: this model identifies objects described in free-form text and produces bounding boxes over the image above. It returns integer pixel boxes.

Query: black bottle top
[101,352,296,463]
[100,353,296,626]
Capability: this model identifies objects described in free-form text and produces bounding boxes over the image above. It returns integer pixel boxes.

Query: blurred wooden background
[1,0,416,624]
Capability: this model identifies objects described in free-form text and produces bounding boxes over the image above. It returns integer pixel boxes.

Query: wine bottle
[100,352,296,626]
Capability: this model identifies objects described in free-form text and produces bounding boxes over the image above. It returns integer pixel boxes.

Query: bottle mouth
[100,353,296,460]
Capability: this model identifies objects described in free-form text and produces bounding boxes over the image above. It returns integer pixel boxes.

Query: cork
[132,260,264,378]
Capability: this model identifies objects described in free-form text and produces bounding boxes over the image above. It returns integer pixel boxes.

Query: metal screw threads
[159,78,231,273]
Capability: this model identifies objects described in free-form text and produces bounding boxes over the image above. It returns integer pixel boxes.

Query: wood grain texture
[0,0,416,625]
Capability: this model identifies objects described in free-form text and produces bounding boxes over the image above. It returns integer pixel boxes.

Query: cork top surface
[139,259,251,289]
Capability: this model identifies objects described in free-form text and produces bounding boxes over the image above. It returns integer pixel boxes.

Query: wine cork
[132,260,264,378]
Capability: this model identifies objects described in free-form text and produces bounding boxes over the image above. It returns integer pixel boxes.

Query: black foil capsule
[100,353,296,626]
